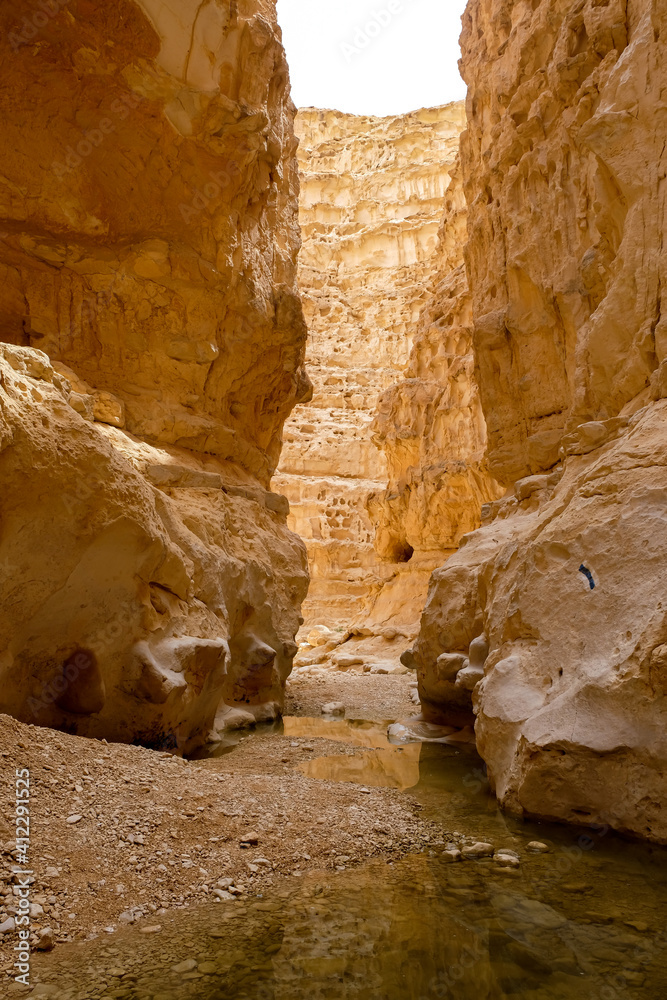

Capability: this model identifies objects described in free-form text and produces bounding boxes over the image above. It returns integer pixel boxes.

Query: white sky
[276,0,468,117]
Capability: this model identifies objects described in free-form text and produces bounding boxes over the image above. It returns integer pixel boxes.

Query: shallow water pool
[29,723,667,1000]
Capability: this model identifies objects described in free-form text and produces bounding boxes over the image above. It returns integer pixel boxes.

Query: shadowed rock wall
[0,0,310,751]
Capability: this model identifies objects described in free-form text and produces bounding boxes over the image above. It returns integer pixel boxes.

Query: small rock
[172,959,197,974]
[34,927,55,951]
[139,925,162,934]
[213,889,234,901]
[494,852,520,869]
[306,626,333,647]
[461,842,494,860]
[0,917,16,934]
[66,814,83,825]
[527,841,550,853]
[240,832,259,845]
[198,961,217,974]
[442,849,462,863]
[321,702,346,717]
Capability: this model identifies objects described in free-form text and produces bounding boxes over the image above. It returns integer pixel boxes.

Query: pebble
[461,842,494,859]
[442,849,462,863]
[213,889,234,901]
[241,832,259,845]
[0,917,16,934]
[494,851,520,869]
[625,920,649,932]
[139,925,162,934]
[65,815,83,825]
[34,927,55,951]
[171,959,197,974]
[526,841,550,853]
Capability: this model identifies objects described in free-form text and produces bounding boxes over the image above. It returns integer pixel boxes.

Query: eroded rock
[412,0,667,842]
[274,104,469,638]
[0,0,309,751]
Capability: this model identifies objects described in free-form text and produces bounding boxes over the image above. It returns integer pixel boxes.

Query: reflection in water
[31,729,667,999]
[284,716,422,790]
[297,746,421,791]
[32,844,667,999]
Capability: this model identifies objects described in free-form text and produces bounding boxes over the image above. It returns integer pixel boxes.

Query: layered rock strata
[370,159,503,640]
[274,104,466,641]
[0,0,309,750]
[412,0,667,840]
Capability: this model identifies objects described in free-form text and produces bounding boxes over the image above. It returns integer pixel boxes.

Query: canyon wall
[0,0,309,751]
[412,0,667,840]
[274,104,467,646]
[370,158,503,657]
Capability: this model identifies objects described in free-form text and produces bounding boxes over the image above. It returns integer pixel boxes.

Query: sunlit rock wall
[370,159,503,637]
[0,0,309,750]
[413,0,667,841]
[274,104,466,635]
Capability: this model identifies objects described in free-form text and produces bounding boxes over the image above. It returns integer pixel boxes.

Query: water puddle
[285,716,421,791]
[30,841,667,999]
[28,717,667,998]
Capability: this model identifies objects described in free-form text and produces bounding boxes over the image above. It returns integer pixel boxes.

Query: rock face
[370,159,503,629]
[0,0,309,750]
[274,104,466,635]
[413,0,667,840]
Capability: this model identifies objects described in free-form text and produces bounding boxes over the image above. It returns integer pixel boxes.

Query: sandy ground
[285,668,417,721]
[0,670,439,981]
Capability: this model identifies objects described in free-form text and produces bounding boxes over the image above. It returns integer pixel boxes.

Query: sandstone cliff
[274,104,466,642]
[370,158,503,639]
[0,0,309,750]
[411,0,667,840]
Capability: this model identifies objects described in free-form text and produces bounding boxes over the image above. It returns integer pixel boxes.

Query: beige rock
[0,1,309,750]
[460,0,664,486]
[0,0,309,483]
[412,0,667,842]
[274,104,468,637]
[0,345,307,751]
[370,159,502,589]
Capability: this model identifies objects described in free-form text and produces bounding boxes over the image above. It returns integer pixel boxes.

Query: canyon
[0,0,666,988]
[274,103,472,645]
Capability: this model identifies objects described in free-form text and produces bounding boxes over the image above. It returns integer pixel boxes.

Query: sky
[276,0,468,117]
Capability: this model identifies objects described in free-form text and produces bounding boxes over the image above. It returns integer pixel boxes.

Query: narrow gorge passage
[0,0,667,998]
